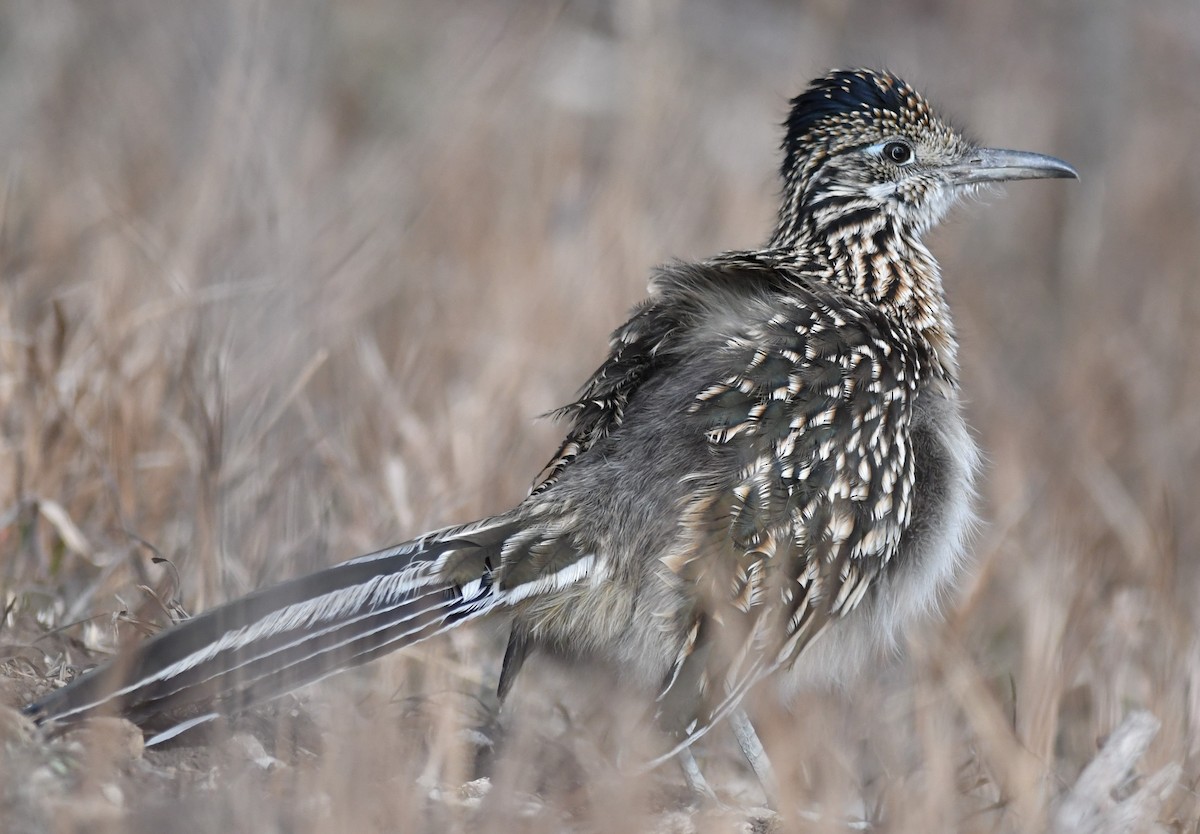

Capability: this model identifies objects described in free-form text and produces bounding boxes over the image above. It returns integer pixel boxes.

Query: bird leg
[677,746,720,802]
[729,707,779,806]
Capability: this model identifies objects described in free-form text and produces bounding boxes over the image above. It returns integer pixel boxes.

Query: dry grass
[1,1,1198,831]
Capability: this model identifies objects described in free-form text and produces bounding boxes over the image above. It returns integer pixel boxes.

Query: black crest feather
[782,69,911,176]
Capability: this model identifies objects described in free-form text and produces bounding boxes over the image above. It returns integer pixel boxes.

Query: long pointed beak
[947,147,1079,185]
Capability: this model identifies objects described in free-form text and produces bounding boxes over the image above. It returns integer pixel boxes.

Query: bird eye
[883,141,914,165]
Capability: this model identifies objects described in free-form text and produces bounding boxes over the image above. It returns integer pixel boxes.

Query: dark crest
[781,69,913,177]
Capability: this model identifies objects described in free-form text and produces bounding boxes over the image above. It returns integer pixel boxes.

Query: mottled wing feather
[533,300,679,494]
[498,298,682,691]
[685,271,928,670]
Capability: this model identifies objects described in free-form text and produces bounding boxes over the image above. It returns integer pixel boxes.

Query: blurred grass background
[0,0,1198,831]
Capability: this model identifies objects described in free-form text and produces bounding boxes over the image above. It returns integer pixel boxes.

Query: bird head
[771,68,1078,246]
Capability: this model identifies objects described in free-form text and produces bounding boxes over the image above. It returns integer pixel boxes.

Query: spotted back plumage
[688,254,930,634]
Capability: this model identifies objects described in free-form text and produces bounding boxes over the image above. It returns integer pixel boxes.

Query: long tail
[24,515,518,743]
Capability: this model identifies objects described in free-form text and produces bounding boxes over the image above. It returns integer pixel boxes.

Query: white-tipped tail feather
[24,516,521,735]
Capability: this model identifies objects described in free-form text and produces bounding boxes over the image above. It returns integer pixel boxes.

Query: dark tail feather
[24,516,516,739]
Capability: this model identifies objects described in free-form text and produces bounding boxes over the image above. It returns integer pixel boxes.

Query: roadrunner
[26,69,1076,788]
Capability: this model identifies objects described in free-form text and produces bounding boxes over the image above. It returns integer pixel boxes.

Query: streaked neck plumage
[769,177,959,384]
